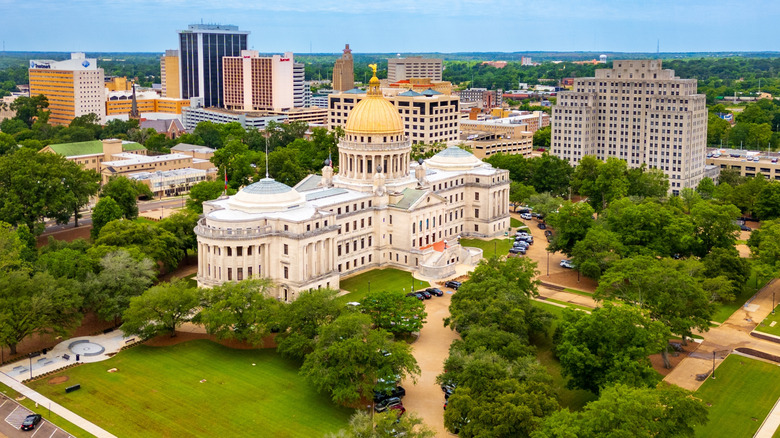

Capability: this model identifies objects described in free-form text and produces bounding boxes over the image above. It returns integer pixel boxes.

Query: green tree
[0,270,83,355]
[553,304,668,393]
[269,147,307,186]
[327,410,435,438]
[527,192,560,219]
[300,313,420,406]
[590,157,630,211]
[533,126,551,148]
[527,154,573,196]
[690,200,740,256]
[95,219,184,270]
[571,227,625,280]
[748,219,780,272]
[570,155,601,195]
[85,250,157,324]
[733,174,768,216]
[509,182,537,211]
[627,165,669,198]
[697,177,716,200]
[755,182,780,220]
[90,196,124,240]
[0,221,25,272]
[546,201,594,255]
[707,112,732,146]
[361,289,427,336]
[210,139,260,189]
[275,288,343,361]
[10,94,49,127]
[187,180,235,214]
[532,384,708,438]
[100,176,153,219]
[157,210,199,258]
[61,161,100,227]
[121,280,199,338]
[197,279,280,345]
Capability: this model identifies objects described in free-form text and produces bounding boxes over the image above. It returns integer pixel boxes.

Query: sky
[0,0,777,54]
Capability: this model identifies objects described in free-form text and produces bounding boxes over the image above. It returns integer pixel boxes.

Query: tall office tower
[387,56,443,82]
[551,60,707,195]
[178,24,249,108]
[28,52,105,125]
[332,44,354,91]
[222,50,295,112]
[293,62,305,108]
[160,49,180,98]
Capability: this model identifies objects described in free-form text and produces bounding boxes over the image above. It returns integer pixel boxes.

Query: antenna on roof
[265,130,270,179]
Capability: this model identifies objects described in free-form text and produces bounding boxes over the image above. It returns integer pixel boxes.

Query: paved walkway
[0,372,116,438]
[755,397,780,438]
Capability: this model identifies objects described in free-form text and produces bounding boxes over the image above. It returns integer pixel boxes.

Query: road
[42,197,187,234]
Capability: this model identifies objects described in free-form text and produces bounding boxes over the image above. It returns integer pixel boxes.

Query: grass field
[337,268,430,304]
[0,382,94,437]
[694,355,780,438]
[459,238,514,259]
[755,306,780,337]
[541,297,593,312]
[712,268,772,323]
[28,341,352,438]
[510,217,522,228]
[530,301,598,411]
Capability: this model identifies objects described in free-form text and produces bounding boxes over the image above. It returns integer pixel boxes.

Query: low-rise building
[706,148,779,180]
[140,119,186,139]
[182,106,287,130]
[40,139,147,173]
[456,88,503,110]
[100,151,217,186]
[465,131,534,159]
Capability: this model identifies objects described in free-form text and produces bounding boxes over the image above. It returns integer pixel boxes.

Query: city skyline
[0,0,776,53]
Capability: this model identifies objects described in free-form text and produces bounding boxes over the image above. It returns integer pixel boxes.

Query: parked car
[417,290,432,299]
[513,241,529,248]
[560,259,575,269]
[389,403,406,416]
[520,212,532,220]
[426,287,444,297]
[537,223,547,230]
[740,224,752,232]
[509,247,526,255]
[442,383,457,395]
[518,207,532,214]
[405,292,424,300]
[544,230,553,237]
[21,414,42,431]
[374,386,406,402]
[375,397,403,413]
[444,281,461,290]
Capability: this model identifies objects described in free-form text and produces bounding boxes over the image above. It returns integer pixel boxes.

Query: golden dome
[344,65,404,135]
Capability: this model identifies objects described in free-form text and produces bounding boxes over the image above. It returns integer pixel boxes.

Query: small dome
[426,146,484,171]
[227,178,307,213]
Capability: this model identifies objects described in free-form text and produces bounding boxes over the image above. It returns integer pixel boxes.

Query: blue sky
[0,0,776,54]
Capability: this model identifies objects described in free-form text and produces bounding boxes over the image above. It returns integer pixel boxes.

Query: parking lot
[0,396,72,438]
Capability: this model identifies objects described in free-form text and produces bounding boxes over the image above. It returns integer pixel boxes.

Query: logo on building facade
[82,60,91,68]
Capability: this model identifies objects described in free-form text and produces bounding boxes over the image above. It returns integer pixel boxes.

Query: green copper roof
[390,188,427,210]
[48,140,146,157]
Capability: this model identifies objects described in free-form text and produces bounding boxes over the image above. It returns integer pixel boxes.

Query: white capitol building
[195,70,511,301]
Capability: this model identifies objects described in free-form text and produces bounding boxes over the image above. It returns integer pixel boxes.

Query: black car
[374,386,406,402]
[417,290,432,299]
[537,223,547,230]
[21,414,42,431]
[740,224,752,231]
[375,396,403,413]
[544,230,553,237]
[405,292,424,300]
[426,287,444,297]
[444,281,461,290]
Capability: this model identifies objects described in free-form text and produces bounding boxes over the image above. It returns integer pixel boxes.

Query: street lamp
[711,351,716,379]
[547,252,550,277]
[773,292,775,315]
[368,280,371,294]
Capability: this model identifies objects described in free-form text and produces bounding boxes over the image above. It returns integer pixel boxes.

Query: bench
[65,384,81,393]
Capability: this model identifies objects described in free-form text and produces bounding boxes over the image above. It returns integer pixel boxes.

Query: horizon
[0,0,776,53]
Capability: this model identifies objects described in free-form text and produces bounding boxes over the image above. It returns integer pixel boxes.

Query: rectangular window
[368,217,372,226]
[248,267,252,277]
[284,266,289,279]
[237,247,243,257]
[227,247,232,256]
[284,244,289,255]
[237,268,243,281]
[475,192,479,200]
[227,268,232,281]
[247,246,253,256]
[390,215,393,225]
[284,224,289,231]
[475,209,479,218]
[390,234,393,244]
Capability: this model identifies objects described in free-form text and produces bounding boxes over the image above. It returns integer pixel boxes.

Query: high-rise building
[222,50,295,112]
[387,56,443,82]
[161,49,180,98]
[178,24,249,108]
[28,52,105,125]
[293,62,306,108]
[551,60,708,195]
[332,44,354,91]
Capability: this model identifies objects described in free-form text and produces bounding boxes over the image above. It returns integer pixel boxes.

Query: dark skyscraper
[178,24,249,108]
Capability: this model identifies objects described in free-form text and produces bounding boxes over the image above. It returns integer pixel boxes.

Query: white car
[560,259,574,269]
[520,213,532,220]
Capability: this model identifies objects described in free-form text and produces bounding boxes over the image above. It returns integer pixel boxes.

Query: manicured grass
[338,268,430,304]
[183,273,198,289]
[563,288,594,297]
[27,340,352,438]
[0,382,94,437]
[459,238,514,259]
[134,217,159,225]
[755,306,780,337]
[530,301,598,411]
[712,267,772,323]
[694,355,780,438]
[510,217,522,228]
[542,297,593,312]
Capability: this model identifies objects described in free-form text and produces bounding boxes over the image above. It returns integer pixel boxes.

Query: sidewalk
[0,372,116,438]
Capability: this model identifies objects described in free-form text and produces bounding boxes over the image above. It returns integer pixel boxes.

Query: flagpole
[224,168,227,196]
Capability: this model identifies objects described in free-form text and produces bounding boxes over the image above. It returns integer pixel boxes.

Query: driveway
[399,289,459,437]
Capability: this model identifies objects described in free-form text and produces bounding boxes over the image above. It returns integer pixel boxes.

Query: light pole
[547,252,550,277]
[711,351,716,379]
[368,280,371,295]
[773,292,775,315]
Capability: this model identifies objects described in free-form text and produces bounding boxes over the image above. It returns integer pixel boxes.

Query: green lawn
[183,273,198,289]
[563,288,594,297]
[27,340,352,438]
[755,306,780,337]
[694,355,780,438]
[712,267,772,323]
[530,301,598,411]
[0,382,94,437]
[460,238,514,259]
[542,297,593,312]
[338,268,430,304]
[510,217,522,228]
